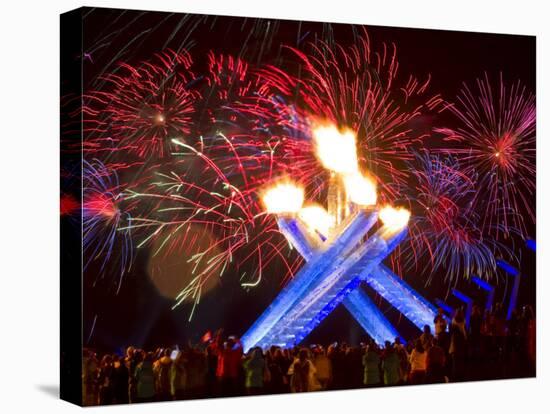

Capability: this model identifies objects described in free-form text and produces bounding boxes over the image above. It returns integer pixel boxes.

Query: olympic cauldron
[242,124,437,351]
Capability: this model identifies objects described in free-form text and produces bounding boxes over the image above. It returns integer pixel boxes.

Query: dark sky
[78,7,536,352]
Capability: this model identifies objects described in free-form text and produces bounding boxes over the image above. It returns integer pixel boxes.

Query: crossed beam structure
[242,210,438,351]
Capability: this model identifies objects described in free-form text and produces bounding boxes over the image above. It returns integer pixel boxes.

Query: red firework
[435,73,535,237]
[84,49,201,159]
[400,153,514,283]
[200,51,322,197]
[124,134,304,313]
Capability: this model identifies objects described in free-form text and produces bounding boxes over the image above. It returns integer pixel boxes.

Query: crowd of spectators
[82,303,535,405]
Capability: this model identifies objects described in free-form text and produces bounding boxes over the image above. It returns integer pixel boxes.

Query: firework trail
[200,52,326,196]
[435,73,535,238]
[83,159,134,292]
[122,133,304,317]
[403,152,515,283]
[84,49,202,160]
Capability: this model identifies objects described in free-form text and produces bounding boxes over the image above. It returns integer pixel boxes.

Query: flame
[262,182,304,214]
[312,124,358,174]
[298,205,335,237]
[379,206,410,232]
[344,172,377,206]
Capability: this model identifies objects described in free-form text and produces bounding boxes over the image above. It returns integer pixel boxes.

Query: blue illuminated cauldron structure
[242,208,439,352]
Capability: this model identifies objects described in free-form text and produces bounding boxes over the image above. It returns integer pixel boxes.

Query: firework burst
[84,49,201,159]
[83,159,134,292]
[122,134,304,317]
[403,152,515,283]
[200,52,324,197]
[435,73,535,238]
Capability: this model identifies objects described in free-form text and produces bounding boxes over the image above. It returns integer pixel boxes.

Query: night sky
[76,7,536,352]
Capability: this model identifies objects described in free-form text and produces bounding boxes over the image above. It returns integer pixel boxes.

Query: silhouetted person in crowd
[328,344,346,389]
[170,351,186,400]
[355,346,365,387]
[97,355,114,405]
[394,338,409,383]
[313,346,332,390]
[205,342,218,396]
[494,303,508,366]
[362,342,381,387]
[434,307,448,338]
[212,331,243,397]
[82,349,99,406]
[521,305,536,370]
[135,352,155,403]
[112,355,129,404]
[243,347,266,395]
[153,348,173,401]
[382,341,400,386]
[266,347,286,393]
[409,339,427,384]
[426,338,447,383]
[449,309,468,381]
[469,306,483,347]
[289,348,317,392]
[124,347,139,403]
[420,325,434,350]
[186,347,208,398]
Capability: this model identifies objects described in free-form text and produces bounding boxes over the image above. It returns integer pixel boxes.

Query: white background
[0,0,548,412]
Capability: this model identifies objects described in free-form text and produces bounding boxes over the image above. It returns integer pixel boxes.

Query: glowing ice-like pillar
[255,227,407,349]
[278,217,437,333]
[241,211,377,350]
[345,288,402,345]
[276,217,319,261]
[363,264,437,332]
[253,214,439,346]
[275,217,399,346]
